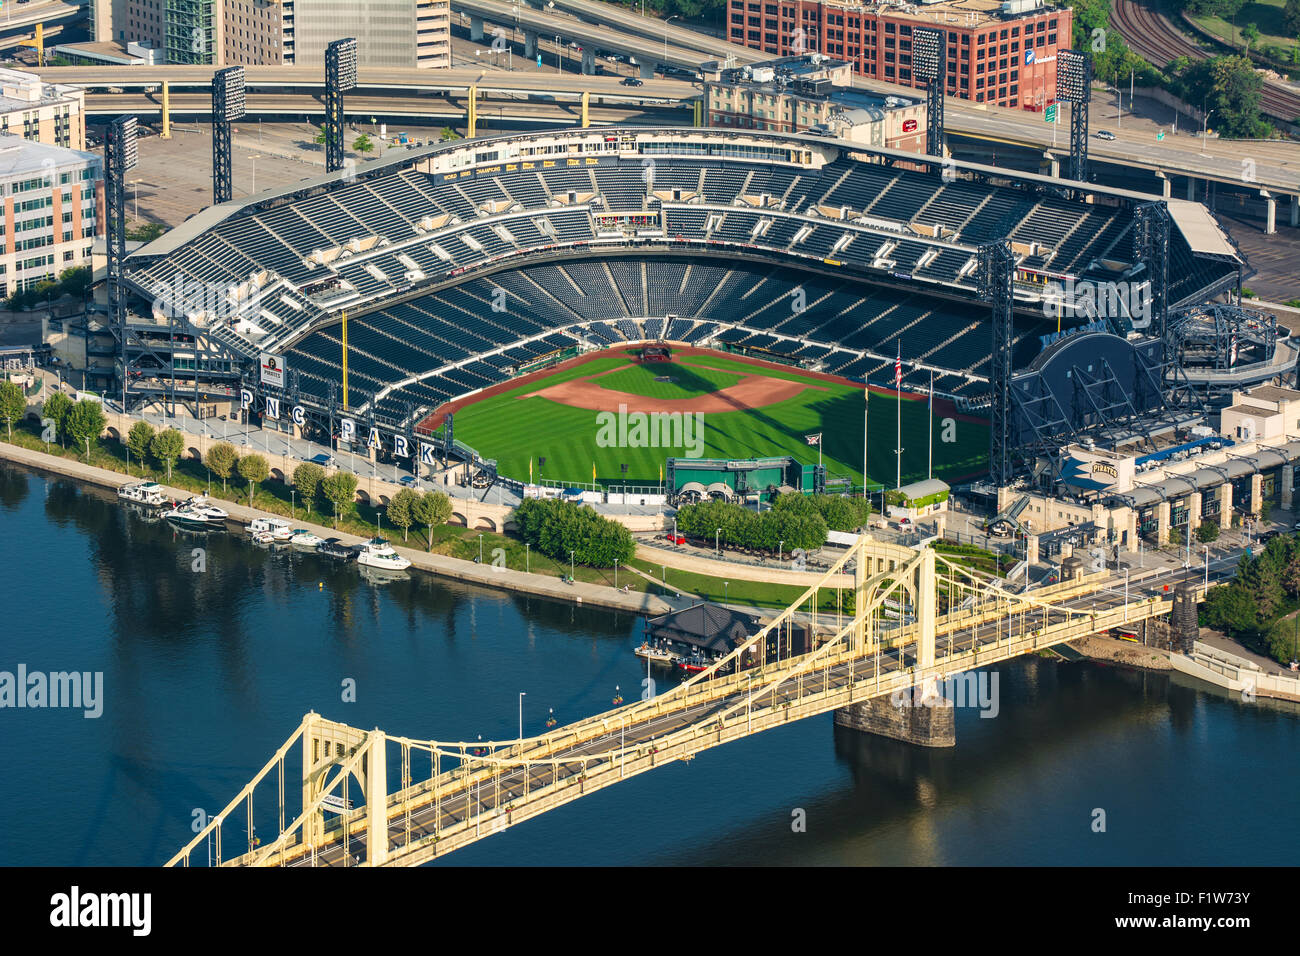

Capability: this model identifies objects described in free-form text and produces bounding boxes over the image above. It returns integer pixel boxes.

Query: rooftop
[1244,385,1300,403]
[0,134,99,178]
[818,0,1058,26]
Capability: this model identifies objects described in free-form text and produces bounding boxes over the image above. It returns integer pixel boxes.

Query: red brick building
[726,0,1074,111]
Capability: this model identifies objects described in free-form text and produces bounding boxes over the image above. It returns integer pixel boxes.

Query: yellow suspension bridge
[167,536,1204,867]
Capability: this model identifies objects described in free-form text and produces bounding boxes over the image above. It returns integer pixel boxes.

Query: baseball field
[421,347,989,489]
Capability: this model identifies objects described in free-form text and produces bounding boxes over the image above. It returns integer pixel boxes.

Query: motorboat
[289,529,324,549]
[163,496,229,530]
[634,641,676,667]
[117,481,169,507]
[248,517,292,541]
[355,537,412,571]
[359,564,410,585]
[316,537,359,562]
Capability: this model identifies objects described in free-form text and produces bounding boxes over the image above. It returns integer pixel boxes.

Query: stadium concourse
[120,126,1242,484]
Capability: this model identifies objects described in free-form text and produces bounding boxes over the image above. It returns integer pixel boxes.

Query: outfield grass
[447,350,989,488]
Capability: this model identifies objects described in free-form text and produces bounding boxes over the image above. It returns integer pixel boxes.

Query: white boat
[355,537,411,571]
[117,481,169,507]
[289,529,324,549]
[251,529,277,545]
[248,517,292,541]
[163,496,229,530]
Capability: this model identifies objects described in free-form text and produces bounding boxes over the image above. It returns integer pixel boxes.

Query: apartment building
[0,136,103,296]
[91,0,451,68]
[0,70,87,151]
[727,0,1073,111]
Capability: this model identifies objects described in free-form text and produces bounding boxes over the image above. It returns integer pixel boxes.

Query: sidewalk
[0,439,674,617]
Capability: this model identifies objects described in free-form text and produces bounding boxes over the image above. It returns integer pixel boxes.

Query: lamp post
[290,489,295,519]
[664,15,678,69]
[1203,545,1210,589]
[779,540,783,563]
[1201,107,1215,156]
[478,533,483,563]
[715,527,721,555]
[569,549,575,580]
[555,35,562,73]
[724,581,729,604]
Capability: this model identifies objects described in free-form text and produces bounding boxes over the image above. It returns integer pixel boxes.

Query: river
[0,462,1295,867]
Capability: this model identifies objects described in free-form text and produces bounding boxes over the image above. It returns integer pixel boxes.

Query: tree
[411,490,452,550]
[42,391,72,448]
[237,454,269,506]
[387,487,419,542]
[1242,22,1260,52]
[149,427,184,481]
[292,462,325,514]
[353,134,374,154]
[0,380,25,440]
[313,126,327,145]
[205,442,238,492]
[321,471,359,527]
[1196,520,1219,543]
[63,400,106,460]
[1171,55,1270,139]
[126,420,154,473]
[1286,0,1300,36]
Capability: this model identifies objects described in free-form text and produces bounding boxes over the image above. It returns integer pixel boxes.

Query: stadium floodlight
[911,26,944,83]
[115,115,138,171]
[215,66,246,122]
[1056,49,1091,104]
[327,37,358,92]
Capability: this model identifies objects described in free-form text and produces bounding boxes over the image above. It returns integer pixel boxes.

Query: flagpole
[895,341,902,492]
[927,367,934,481]
[863,384,868,500]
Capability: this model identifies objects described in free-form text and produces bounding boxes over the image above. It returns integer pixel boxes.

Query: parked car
[621,76,643,87]
[399,475,419,487]
[305,452,336,467]
[664,533,685,544]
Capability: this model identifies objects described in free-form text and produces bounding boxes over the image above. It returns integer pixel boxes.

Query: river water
[1,462,1296,867]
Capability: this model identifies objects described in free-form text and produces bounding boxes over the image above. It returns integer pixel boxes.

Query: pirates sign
[259,353,285,387]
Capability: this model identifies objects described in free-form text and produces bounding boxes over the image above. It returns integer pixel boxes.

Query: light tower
[211,66,245,204]
[1056,49,1092,188]
[911,26,947,164]
[105,116,138,411]
[978,239,1015,488]
[325,37,358,174]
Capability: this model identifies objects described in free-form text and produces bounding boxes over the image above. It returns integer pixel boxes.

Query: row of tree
[674,495,830,554]
[41,392,107,458]
[512,497,636,569]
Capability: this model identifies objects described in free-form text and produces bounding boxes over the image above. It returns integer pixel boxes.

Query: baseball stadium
[119,125,1250,492]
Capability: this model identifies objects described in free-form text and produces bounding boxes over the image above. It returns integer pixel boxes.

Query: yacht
[117,481,169,507]
[163,496,229,530]
[355,537,412,571]
[289,529,324,549]
[248,517,292,541]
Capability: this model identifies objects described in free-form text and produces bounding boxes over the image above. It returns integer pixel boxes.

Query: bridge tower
[302,713,389,865]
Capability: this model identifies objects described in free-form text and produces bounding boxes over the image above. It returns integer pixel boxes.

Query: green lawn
[1191,0,1300,58]
[447,351,989,489]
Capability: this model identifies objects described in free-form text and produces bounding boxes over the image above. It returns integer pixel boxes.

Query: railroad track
[1111,0,1300,123]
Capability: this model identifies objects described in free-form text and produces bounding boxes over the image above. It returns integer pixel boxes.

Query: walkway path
[0,439,673,617]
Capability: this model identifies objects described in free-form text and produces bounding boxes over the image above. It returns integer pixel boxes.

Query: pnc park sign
[239,388,445,466]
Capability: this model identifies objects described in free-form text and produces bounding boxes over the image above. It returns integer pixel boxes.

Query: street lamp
[664,15,679,68]
[478,532,483,563]
[569,549,575,580]
[1201,107,1215,156]
[779,540,783,563]
[1203,545,1210,589]
[715,527,721,555]
[555,35,562,73]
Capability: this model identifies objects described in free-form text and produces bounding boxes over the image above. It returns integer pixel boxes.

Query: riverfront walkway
[0,440,675,617]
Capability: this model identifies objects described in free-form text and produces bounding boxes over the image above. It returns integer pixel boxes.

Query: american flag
[894,353,902,386]
[805,433,822,446]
